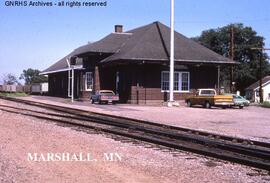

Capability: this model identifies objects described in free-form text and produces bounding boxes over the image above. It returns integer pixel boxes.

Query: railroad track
[0,96,270,171]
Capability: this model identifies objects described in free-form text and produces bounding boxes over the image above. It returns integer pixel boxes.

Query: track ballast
[0,96,269,171]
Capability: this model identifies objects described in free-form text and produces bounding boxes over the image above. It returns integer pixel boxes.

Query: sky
[1,0,270,84]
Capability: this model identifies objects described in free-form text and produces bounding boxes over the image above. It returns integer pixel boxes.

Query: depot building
[41,21,236,104]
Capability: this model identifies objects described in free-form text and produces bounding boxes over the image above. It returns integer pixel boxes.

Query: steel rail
[1,96,269,149]
[1,104,270,160]
[0,96,270,171]
[0,105,270,170]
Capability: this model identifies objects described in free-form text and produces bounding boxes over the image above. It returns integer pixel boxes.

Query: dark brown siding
[99,66,116,91]
[190,66,218,89]
[48,72,68,97]
[48,70,82,99]
[48,61,219,105]
[126,64,218,104]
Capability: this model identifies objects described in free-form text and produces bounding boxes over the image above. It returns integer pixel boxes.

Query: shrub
[0,92,28,97]
[261,101,270,108]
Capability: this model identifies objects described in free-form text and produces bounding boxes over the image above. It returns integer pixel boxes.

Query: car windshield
[233,95,244,99]
[100,91,114,96]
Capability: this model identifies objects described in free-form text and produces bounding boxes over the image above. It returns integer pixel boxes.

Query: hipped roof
[41,21,235,74]
[41,33,131,74]
[101,21,235,64]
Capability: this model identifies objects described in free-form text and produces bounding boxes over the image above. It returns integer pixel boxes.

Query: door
[115,71,119,94]
[117,70,131,103]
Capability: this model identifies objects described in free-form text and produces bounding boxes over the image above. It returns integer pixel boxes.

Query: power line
[175,18,270,24]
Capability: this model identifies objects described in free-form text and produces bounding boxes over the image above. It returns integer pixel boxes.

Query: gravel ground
[0,99,270,182]
[18,96,270,143]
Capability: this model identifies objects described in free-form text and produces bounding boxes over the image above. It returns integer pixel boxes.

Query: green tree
[20,68,47,85]
[2,73,19,85]
[193,23,270,93]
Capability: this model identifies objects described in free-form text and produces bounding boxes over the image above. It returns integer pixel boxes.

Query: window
[174,72,179,91]
[161,72,169,91]
[85,72,93,91]
[200,90,215,96]
[256,90,259,97]
[80,72,84,91]
[181,72,189,91]
[161,71,190,92]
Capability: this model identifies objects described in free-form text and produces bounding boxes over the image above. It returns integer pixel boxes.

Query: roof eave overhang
[175,59,238,65]
[253,81,270,91]
[101,57,238,65]
[40,66,84,75]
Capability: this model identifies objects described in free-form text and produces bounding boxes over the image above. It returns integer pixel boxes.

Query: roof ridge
[155,22,170,60]
[112,22,155,60]
[126,21,155,33]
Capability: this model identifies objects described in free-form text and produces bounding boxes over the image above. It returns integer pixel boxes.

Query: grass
[261,101,270,108]
[0,92,29,97]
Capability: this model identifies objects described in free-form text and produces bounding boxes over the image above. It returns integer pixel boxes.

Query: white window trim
[161,71,190,93]
[85,72,93,91]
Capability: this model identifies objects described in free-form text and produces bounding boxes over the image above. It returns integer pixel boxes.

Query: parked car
[186,89,234,109]
[90,90,119,104]
[224,94,250,109]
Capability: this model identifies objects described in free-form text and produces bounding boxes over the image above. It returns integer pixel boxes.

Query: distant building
[245,76,270,102]
[41,21,236,104]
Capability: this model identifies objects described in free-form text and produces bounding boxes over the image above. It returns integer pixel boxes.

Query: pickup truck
[185,89,234,109]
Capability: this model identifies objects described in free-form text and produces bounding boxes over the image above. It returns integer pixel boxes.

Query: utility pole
[230,26,235,93]
[250,47,270,103]
[168,0,175,107]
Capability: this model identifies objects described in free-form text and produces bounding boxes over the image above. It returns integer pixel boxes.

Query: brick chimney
[115,25,123,33]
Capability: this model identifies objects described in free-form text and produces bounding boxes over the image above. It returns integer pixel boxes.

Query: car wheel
[205,101,211,109]
[90,98,94,104]
[187,100,192,107]
[239,105,244,109]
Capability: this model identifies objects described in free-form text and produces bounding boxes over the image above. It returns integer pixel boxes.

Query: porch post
[71,67,74,102]
[66,58,71,98]
[217,65,220,94]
